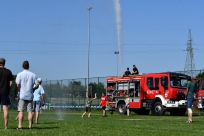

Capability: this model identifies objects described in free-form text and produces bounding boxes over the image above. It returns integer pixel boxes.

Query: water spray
[114,0,124,74]
[56,110,64,120]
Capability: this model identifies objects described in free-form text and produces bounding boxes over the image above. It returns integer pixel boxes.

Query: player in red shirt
[100,92,108,117]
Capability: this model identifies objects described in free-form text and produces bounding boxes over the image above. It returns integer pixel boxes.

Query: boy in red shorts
[100,92,108,117]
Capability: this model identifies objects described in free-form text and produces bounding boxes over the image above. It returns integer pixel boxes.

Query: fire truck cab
[106,72,189,116]
[194,79,204,109]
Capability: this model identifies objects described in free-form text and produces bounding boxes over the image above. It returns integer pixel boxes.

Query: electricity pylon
[184,29,196,77]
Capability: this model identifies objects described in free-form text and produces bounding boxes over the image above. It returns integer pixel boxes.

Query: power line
[0,20,192,30]
[0,40,203,46]
[1,49,203,55]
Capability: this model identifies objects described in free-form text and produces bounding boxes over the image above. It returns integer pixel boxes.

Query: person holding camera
[32,78,45,124]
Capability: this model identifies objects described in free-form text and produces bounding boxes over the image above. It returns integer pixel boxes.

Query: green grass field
[0,109,204,136]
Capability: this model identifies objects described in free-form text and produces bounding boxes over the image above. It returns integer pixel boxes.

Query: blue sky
[0,0,203,80]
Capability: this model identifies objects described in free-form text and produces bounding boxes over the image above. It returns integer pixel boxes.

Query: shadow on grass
[13,126,59,130]
[33,126,60,129]
[36,122,58,124]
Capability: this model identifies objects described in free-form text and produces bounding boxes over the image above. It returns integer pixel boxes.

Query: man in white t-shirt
[32,78,45,124]
[15,61,38,129]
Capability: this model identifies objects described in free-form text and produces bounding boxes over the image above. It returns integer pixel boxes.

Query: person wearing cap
[32,78,45,124]
[15,60,39,129]
[132,65,139,75]
[124,67,131,76]
[0,58,13,129]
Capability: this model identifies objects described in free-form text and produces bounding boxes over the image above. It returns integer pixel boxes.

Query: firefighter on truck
[106,72,190,116]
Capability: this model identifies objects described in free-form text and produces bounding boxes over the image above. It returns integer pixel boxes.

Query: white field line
[120,119,164,121]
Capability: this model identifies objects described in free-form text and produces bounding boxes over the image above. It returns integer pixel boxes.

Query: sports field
[0,109,204,136]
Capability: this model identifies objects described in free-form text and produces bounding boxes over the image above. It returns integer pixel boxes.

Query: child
[81,90,97,118]
[125,94,130,116]
[100,92,108,117]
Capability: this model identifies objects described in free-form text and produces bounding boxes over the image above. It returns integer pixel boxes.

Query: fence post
[48,103,51,110]
[84,78,86,106]
[68,80,69,108]
[61,80,62,107]
[98,77,100,105]
[50,80,51,106]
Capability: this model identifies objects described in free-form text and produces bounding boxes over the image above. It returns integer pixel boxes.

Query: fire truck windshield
[170,75,188,88]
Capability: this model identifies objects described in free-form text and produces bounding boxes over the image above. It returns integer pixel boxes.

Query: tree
[196,72,204,80]
[88,82,106,97]
[68,81,86,98]
[196,72,204,90]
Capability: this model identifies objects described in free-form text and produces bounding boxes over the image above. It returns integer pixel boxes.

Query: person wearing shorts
[32,78,45,124]
[15,61,38,129]
[0,58,13,129]
[100,92,108,117]
[81,90,97,118]
[185,77,194,123]
[125,94,130,116]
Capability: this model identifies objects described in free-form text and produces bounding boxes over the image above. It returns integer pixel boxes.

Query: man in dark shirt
[185,77,194,123]
[132,65,139,75]
[0,58,13,129]
[124,68,131,76]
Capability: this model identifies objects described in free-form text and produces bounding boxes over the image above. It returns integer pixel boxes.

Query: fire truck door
[145,77,160,98]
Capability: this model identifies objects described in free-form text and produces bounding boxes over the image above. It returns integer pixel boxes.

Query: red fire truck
[194,79,204,109]
[106,72,190,116]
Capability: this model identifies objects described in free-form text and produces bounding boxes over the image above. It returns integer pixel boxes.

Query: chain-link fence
[8,69,204,111]
[41,77,108,109]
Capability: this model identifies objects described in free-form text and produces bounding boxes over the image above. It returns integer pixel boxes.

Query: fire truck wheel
[117,102,126,115]
[152,102,164,116]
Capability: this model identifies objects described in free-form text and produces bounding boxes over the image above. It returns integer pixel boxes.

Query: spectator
[0,58,13,129]
[132,65,139,75]
[185,77,194,123]
[124,67,131,76]
[15,60,39,129]
[32,78,45,124]
[125,94,130,116]
[81,90,97,118]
